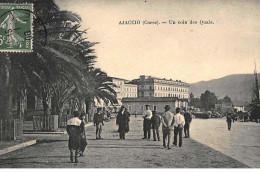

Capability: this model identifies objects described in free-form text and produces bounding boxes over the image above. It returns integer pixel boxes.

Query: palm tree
[0,0,89,125]
[0,54,12,120]
[84,68,118,121]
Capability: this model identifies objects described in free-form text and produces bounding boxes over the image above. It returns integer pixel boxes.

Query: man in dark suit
[94,107,104,139]
[151,110,161,141]
[184,109,192,138]
[116,106,129,139]
[227,111,232,130]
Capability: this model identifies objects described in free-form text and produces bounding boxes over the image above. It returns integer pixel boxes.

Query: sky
[56,0,260,83]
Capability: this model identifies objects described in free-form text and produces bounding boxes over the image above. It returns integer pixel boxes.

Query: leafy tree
[189,93,201,108]
[223,95,232,104]
[200,90,218,111]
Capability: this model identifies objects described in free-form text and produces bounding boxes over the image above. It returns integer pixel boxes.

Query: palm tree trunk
[0,54,13,120]
[42,90,51,131]
[85,99,92,122]
[17,89,26,121]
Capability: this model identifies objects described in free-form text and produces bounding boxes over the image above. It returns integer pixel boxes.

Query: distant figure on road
[184,109,192,138]
[151,110,161,141]
[107,110,111,119]
[227,112,232,131]
[135,111,137,118]
[232,114,236,123]
[94,107,104,139]
[142,105,153,140]
[79,112,88,157]
[66,111,85,163]
[173,107,185,147]
[161,105,174,149]
[125,108,131,133]
[116,106,129,139]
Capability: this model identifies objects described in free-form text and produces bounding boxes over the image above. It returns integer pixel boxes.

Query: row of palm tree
[0,0,117,126]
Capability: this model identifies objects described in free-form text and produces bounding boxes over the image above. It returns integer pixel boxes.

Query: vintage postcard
[0,0,259,169]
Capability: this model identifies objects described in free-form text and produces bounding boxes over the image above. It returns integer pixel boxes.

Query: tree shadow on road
[0,155,68,161]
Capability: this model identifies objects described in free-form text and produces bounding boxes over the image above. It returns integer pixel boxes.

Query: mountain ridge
[190,73,258,106]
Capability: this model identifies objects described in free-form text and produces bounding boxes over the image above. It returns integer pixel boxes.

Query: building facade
[215,102,234,114]
[122,97,188,114]
[112,77,138,105]
[132,75,190,99]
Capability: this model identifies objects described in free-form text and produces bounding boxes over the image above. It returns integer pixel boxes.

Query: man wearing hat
[142,105,153,140]
[173,107,185,147]
[184,108,192,138]
[94,107,104,139]
[116,106,129,139]
[226,111,233,130]
[161,105,174,149]
[151,110,161,141]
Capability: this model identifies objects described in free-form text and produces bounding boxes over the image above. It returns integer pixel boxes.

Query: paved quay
[190,118,260,168]
[0,117,251,168]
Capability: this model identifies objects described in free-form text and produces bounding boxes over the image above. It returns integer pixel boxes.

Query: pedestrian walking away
[79,111,88,156]
[116,106,129,139]
[227,111,233,131]
[173,107,185,147]
[232,114,236,123]
[161,105,174,149]
[94,107,104,139]
[184,108,192,138]
[125,108,131,133]
[151,110,161,141]
[142,105,153,140]
[66,111,85,163]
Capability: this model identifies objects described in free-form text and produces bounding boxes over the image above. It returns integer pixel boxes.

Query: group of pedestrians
[142,105,192,150]
[66,105,193,163]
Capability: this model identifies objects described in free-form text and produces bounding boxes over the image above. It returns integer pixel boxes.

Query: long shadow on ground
[0,137,250,168]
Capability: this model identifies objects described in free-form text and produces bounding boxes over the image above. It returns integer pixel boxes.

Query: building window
[150,86,152,90]
[149,93,152,97]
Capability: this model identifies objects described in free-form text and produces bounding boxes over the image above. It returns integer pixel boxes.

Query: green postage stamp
[0,3,33,52]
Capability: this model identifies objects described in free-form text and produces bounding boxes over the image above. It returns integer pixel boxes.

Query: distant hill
[190,74,259,106]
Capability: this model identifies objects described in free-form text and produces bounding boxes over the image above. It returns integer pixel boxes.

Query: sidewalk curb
[0,140,36,156]
[23,132,66,135]
[0,123,94,156]
[23,123,93,135]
